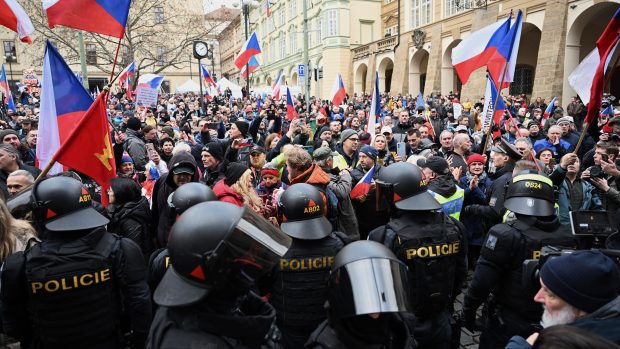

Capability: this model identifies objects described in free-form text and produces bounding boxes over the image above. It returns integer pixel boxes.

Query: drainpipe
[393,0,401,54]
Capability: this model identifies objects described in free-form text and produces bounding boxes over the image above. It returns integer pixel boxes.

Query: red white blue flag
[201,64,220,95]
[0,0,34,43]
[43,0,131,38]
[487,10,522,88]
[0,64,16,112]
[543,96,556,121]
[117,61,135,98]
[286,85,297,121]
[264,0,270,17]
[452,16,511,84]
[235,31,261,70]
[37,40,94,175]
[241,56,260,78]
[481,75,507,138]
[366,71,380,140]
[330,73,346,106]
[350,166,375,199]
[272,69,283,100]
[137,73,164,90]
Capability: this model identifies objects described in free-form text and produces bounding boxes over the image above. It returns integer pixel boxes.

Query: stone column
[424,24,443,94]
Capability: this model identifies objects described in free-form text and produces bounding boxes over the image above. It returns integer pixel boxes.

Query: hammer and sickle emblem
[94,135,113,171]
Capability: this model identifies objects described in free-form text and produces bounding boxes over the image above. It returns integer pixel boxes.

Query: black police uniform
[369,162,467,349]
[263,184,348,348]
[463,174,578,349]
[305,240,416,349]
[147,202,292,349]
[0,177,152,349]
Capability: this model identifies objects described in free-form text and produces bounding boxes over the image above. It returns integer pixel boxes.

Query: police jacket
[463,216,577,323]
[465,162,515,227]
[0,228,152,349]
[147,291,280,349]
[264,233,347,349]
[305,314,416,349]
[368,211,467,318]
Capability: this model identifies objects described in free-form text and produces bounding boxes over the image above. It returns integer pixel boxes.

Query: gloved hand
[462,308,478,332]
[463,205,476,216]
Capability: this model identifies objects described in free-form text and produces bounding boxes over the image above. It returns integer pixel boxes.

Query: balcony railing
[352,44,370,60]
[377,36,397,52]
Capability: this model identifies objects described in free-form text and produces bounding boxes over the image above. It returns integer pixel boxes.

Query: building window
[154,7,165,24]
[157,47,167,66]
[86,44,97,65]
[3,41,16,62]
[327,10,338,36]
[384,0,394,3]
[384,25,398,37]
[411,0,431,29]
[318,18,323,42]
[290,0,297,18]
[510,65,534,95]
[444,0,469,17]
[278,8,285,27]
[289,29,297,53]
[269,14,275,32]
[279,34,286,59]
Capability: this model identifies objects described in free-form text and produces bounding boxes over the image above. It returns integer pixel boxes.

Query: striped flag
[366,71,380,141]
[350,166,375,199]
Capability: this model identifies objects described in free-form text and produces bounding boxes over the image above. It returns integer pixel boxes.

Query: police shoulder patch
[489,197,497,207]
[485,234,498,251]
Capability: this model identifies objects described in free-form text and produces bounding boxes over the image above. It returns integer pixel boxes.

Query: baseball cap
[416,156,450,175]
[381,126,393,134]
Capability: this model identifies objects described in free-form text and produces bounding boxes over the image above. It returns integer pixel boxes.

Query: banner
[135,86,159,108]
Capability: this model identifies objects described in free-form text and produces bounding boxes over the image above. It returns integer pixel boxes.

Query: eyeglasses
[348,138,360,142]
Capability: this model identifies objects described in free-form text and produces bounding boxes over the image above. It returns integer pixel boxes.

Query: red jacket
[213,179,244,206]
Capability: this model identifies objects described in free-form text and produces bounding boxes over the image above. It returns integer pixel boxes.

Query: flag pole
[481,63,509,154]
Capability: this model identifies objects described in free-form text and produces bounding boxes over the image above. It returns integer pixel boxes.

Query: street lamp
[234,0,260,95]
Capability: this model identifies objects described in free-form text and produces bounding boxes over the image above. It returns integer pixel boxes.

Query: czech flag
[330,73,346,107]
[200,65,220,96]
[452,16,511,85]
[366,71,380,140]
[0,0,34,43]
[481,75,506,139]
[585,8,620,125]
[235,31,262,70]
[350,166,375,199]
[286,85,297,121]
[0,64,16,112]
[37,41,94,175]
[272,69,283,100]
[241,56,260,79]
[43,0,131,38]
[543,96,556,121]
[118,61,135,98]
[137,73,164,90]
[487,10,523,88]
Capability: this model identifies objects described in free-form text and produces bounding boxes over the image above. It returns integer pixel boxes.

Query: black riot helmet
[31,176,109,232]
[504,172,555,216]
[328,240,411,320]
[154,201,292,307]
[169,182,217,215]
[376,162,441,211]
[278,183,332,240]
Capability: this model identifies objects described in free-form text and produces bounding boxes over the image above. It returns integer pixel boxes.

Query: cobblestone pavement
[456,271,481,348]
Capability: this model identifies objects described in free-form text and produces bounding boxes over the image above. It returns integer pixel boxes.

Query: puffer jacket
[213,179,245,206]
[108,197,152,258]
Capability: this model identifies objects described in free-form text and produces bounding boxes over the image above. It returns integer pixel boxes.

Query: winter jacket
[557,178,602,225]
[459,172,493,245]
[108,197,152,258]
[124,129,148,170]
[213,179,244,206]
[327,171,359,240]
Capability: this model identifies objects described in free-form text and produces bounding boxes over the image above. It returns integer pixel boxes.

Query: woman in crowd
[536,148,555,174]
[213,162,264,213]
[372,134,396,166]
[0,199,37,263]
[107,177,152,258]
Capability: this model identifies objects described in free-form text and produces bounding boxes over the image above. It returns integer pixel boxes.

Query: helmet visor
[202,207,292,286]
[330,257,411,319]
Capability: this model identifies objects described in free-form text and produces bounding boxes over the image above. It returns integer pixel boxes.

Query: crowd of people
[0,86,618,349]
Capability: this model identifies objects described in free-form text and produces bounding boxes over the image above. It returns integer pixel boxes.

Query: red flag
[52,92,116,206]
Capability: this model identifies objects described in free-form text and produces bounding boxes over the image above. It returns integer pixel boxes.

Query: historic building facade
[351,0,620,106]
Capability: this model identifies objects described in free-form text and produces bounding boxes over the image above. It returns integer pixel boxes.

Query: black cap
[172,166,195,175]
[491,138,522,161]
[417,156,450,175]
[278,183,332,240]
[250,145,265,154]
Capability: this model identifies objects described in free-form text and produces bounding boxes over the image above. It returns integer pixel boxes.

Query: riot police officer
[148,182,217,292]
[368,162,467,349]
[0,176,152,348]
[147,201,292,348]
[305,240,416,349]
[463,172,578,349]
[263,183,348,348]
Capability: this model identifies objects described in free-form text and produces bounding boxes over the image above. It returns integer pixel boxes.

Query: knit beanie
[339,129,357,144]
[121,151,133,164]
[225,162,249,186]
[261,163,280,178]
[467,153,486,167]
[0,129,18,142]
[540,250,620,313]
[202,142,224,162]
[359,145,378,161]
[234,121,249,136]
[126,117,142,131]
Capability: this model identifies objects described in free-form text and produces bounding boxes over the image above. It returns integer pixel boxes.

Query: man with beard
[505,250,620,348]
[334,129,359,169]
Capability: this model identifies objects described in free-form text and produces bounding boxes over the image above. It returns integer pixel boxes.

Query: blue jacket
[533,138,572,158]
[557,178,602,225]
[459,172,493,245]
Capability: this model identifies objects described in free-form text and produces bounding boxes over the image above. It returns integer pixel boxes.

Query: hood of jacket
[290,163,331,186]
[428,174,458,197]
[213,179,244,205]
[165,151,199,188]
[109,197,151,224]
